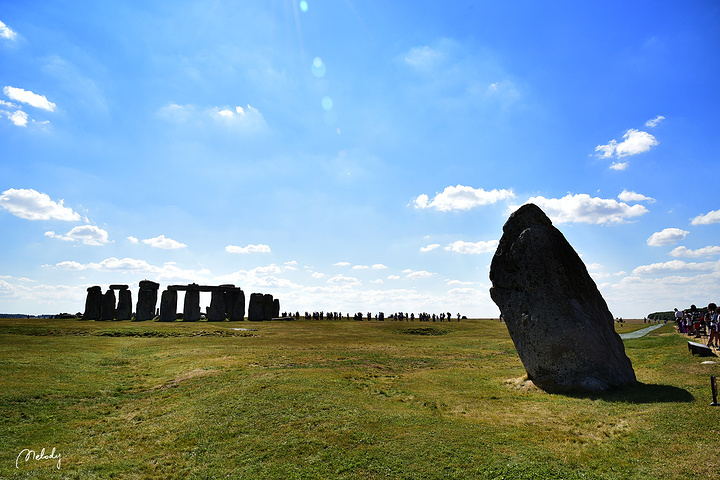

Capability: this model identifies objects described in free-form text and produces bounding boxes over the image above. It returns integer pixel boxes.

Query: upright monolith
[184,284,201,322]
[116,287,132,321]
[159,289,177,322]
[136,280,159,321]
[208,289,226,321]
[489,203,636,393]
[100,289,117,321]
[83,286,102,320]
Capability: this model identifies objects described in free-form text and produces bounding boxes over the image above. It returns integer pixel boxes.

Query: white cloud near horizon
[646,228,689,247]
[3,86,56,112]
[522,193,648,224]
[413,185,514,212]
[645,115,665,128]
[632,259,719,276]
[143,235,187,250]
[45,225,109,246]
[0,188,81,221]
[333,261,351,267]
[690,209,720,226]
[0,20,17,40]
[225,244,271,254]
[49,257,211,282]
[595,128,658,165]
[618,190,655,203]
[444,240,498,254]
[403,269,434,279]
[669,246,720,258]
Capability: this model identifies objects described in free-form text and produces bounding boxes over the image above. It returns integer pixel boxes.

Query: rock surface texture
[489,203,636,393]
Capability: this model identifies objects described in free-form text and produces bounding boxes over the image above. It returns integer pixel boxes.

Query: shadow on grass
[569,382,695,404]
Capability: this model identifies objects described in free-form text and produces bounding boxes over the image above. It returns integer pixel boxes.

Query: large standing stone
[208,289,226,321]
[136,280,160,321]
[248,293,274,321]
[183,285,201,322]
[489,203,636,393]
[224,286,245,321]
[100,289,117,321]
[116,287,133,321]
[272,298,280,319]
[159,289,177,322]
[83,286,102,320]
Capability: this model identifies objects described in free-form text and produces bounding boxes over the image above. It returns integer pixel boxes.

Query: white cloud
[609,162,628,171]
[645,115,665,128]
[646,228,688,247]
[632,259,719,276]
[403,41,451,70]
[372,264,388,270]
[413,185,514,212]
[387,275,401,280]
[595,128,658,160]
[159,103,267,133]
[210,105,267,132]
[669,246,720,258]
[3,86,56,112]
[618,190,655,203]
[128,236,139,243]
[0,188,81,221]
[49,257,211,282]
[225,243,271,254]
[8,110,27,127]
[403,269,434,280]
[327,275,361,286]
[444,240,498,254]
[352,265,370,270]
[333,261,351,267]
[420,244,441,253]
[143,235,187,250]
[311,272,326,279]
[370,279,384,284]
[45,225,110,246]
[0,20,17,40]
[522,193,648,224]
[690,209,720,226]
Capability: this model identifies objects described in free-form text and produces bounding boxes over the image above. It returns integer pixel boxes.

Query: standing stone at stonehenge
[83,286,102,320]
[135,280,160,321]
[183,284,201,322]
[273,298,280,319]
[208,289,226,321]
[249,293,275,321]
[100,289,117,321]
[116,286,133,321]
[159,289,178,322]
[489,203,636,394]
[221,285,245,321]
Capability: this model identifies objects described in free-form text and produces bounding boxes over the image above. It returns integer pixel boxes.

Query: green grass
[0,318,718,479]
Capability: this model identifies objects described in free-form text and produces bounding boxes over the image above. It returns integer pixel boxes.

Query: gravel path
[619,323,665,340]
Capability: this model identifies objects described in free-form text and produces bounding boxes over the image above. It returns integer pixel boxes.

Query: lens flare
[300,1,309,13]
[321,96,333,111]
[311,57,326,77]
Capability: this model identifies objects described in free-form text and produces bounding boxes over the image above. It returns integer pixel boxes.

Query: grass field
[1,317,718,479]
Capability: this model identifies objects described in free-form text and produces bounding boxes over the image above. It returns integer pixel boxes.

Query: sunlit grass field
[1,317,718,479]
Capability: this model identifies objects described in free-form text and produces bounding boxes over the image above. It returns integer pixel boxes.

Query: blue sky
[1,1,719,318]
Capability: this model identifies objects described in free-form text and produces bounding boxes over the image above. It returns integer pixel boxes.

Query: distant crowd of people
[674,303,720,349]
[280,311,463,322]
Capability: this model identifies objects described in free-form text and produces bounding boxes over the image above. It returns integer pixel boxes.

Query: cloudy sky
[1,1,719,318]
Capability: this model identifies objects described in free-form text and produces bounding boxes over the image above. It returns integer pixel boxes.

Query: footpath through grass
[0,318,718,479]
